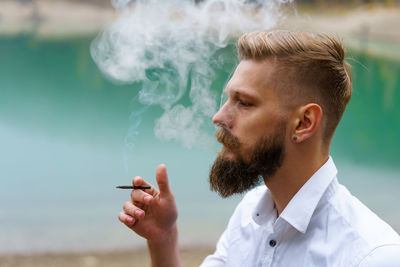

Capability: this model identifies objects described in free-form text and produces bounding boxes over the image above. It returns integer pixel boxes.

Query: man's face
[209,59,288,197]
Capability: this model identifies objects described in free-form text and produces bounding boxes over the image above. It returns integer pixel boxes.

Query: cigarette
[116,185,151,189]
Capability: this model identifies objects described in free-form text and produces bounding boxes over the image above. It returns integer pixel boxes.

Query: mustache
[215,127,240,149]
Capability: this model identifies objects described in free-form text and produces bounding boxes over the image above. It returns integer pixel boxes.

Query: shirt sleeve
[198,196,247,267]
[357,245,400,267]
[198,229,229,267]
[198,186,263,267]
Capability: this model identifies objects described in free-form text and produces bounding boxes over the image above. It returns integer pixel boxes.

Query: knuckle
[133,176,142,184]
[123,201,131,210]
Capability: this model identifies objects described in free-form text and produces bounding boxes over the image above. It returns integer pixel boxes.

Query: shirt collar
[252,187,277,226]
[280,156,337,233]
[252,156,338,233]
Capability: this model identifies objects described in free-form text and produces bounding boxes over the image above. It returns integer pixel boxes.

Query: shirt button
[269,239,277,247]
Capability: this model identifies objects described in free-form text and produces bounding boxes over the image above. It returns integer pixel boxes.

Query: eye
[237,99,252,107]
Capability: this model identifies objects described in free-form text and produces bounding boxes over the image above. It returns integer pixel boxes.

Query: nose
[212,102,233,128]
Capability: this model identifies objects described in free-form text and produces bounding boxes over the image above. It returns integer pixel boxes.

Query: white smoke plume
[91,0,292,148]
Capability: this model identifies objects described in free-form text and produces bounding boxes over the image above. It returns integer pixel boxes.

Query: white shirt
[200,157,400,267]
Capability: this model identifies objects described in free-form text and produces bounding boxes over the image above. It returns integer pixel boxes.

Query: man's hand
[118,164,181,267]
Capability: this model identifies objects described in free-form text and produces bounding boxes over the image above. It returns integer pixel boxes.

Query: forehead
[225,59,279,101]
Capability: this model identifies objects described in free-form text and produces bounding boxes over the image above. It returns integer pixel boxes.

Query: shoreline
[279,5,400,60]
[1,1,399,60]
[1,2,399,38]
[0,246,214,267]
[0,0,115,38]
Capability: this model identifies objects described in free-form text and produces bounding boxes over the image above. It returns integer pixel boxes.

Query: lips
[215,127,240,150]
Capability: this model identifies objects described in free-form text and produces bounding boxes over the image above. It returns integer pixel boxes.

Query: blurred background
[0,0,399,266]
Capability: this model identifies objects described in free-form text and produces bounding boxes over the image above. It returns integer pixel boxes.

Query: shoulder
[329,184,400,246]
[200,186,269,266]
[324,184,400,265]
[357,244,400,267]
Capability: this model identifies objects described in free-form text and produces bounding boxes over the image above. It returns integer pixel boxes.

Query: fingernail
[135,210,144,217]
[128,217,135,224]
[144,196,153,203]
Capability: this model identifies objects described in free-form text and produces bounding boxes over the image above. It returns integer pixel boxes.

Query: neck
[264,141,329,216]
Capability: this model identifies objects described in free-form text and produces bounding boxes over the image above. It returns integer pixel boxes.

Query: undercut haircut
[237,30,352,144]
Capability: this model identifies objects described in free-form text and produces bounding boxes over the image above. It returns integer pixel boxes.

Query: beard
[209,123,286,198]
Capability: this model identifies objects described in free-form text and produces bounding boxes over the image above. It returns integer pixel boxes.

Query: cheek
[235,128,262,155]
[237,116,282,147]
[233,104,284,141]
[238,116,269,139]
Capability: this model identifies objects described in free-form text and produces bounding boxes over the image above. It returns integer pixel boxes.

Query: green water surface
[0,35,399,253]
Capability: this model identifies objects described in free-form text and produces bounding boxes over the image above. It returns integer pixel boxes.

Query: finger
[123,201,145,220]
[132,176,158,196]
[118,212,136,227]
[133,201,145,210]
[155,164,172,197]
[131,188,154,205]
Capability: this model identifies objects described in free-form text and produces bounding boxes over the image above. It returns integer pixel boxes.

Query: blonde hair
[237,30,352,143]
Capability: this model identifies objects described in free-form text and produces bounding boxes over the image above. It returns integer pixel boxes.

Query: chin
[218,147,239,161]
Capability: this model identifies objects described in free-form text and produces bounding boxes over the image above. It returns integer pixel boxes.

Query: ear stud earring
[292,136,298,141]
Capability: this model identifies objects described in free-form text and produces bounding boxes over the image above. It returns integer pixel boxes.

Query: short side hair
[237,30,352,143]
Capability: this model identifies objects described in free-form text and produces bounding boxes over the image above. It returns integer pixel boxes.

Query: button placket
[267,221,291,266]
[264,226,283,266]
[258,224,273,267]
[259,211,282,267]
[261,230,279,266]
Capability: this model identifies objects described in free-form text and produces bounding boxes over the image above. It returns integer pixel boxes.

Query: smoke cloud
[91,0,292,148]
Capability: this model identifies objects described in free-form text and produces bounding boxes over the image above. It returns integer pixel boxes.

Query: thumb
[155,164,172,197]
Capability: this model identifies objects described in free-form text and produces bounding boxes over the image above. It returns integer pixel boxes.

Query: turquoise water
[0,35,399,253]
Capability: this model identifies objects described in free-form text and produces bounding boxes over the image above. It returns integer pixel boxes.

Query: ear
[291,103,323,143]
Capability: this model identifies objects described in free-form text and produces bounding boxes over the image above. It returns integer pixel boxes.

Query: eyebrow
[223,88,261,102]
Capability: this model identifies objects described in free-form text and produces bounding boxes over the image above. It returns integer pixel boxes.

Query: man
[118,30,400,266]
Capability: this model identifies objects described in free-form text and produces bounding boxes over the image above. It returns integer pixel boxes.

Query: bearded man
[118,30,400,266]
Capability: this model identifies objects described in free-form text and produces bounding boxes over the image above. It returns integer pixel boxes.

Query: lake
[0,34,399,253]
